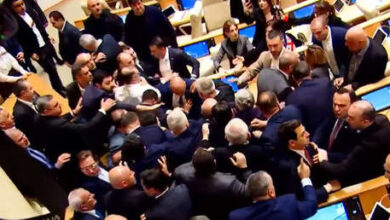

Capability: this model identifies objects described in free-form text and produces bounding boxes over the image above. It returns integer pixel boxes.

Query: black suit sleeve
[180,50,200,77]
[59,111,105,133]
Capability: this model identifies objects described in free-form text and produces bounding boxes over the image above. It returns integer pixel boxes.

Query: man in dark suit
[315,100,390,186]
[79,34,121,73]
[66,64,92,109]
[49,11,84,65]
[327,88,358,163]
[174,148,251,220]
[150,36,200,78]
[257,51,298,102]
[83,0,124,42]
[140,168,193,220]
[229,162,318,220]
[195,77,235,105]
[34,95,115,162]
[343,26,387,90]
[208,101,233,148]
[311,16,350,77]
[286,61,334,149]
[68,188,105,220]
[105,165,152,220]
[4,0,66,95]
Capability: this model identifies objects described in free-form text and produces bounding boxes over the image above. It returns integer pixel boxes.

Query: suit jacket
[83,9,124,42]
[312,26,350,76]
[24,0,47,27]
[233,107,264,126]
[289,14,349,28]
[174,162,251,220]
[213,36,254,69]
[13,100,43,151]
[208,120,230,149]
[59,21,83,64]
[133,125,167,148]
[257,68,293,101]
[104,187,152,220]
[145,184,192,220]
[96,34,121,73]
[13,8,50,57]
[151,119,203,171]
[229,185,317,220]
[82,176,112,213]
[167,47,200,78]
[66,81,82,109]
[73,211,102,220]
[286,78,334,149]
[319,114,390,186]
[345,39,387,89]
[214,80,235,105]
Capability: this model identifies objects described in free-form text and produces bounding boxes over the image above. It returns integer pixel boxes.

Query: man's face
[149,45,165,60]
[384,155,390,180]
[333,92,351,119]
[346,105,364,130]
[46,99,63,116]
[10,130,30,148]
[80,190,97,211]
[291,125,310,150]
[99,76,116,93]
[49,17,64,30]
[76,66,92,87]
[311,24,328,42]
[79,156,100,177]
[21,81,35,101]
[87,0,102,17]
[11,0,26,15]
[267,37,283,59]
[119,54,135,69]
[130,0,145,16]
[0,109,15,129]
[124,47,138,61]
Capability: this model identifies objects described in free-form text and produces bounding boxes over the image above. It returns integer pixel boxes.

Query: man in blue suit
[311,16,350,77]
[68,188,105,220]
[286,61,334,149]
[229,160,318,220]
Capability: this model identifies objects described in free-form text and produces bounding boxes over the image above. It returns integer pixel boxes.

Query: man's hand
[55,153,71,169]
[323,179,341,193]
[100,98,116,111]
[72,98,83,115]
[136,103,164,111]
[250,118,268,129]
[16,52,24,62]
[202,123,210,140]
[183,99,193,114]
[230,152,248,169]
[297,158,311,179]
[343,84,353,92]
[140,213,146,220]
[95,52,106,63]
[313,148,328,164]
[31,53,39,61]
[232,56,244,65]
[158,156,171,177]
[333,77,344,88]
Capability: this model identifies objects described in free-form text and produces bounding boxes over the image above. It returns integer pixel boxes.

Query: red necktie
[328,119,344,150]
[304,149,313,167]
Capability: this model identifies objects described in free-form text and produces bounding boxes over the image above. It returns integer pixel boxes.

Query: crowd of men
[1,0,390,219]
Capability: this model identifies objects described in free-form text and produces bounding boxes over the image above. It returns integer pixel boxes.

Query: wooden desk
[283,0,319,14]
[1,74,70,115]
[358,12,390,37]
[320,176,390,215]
[337,0,390,25]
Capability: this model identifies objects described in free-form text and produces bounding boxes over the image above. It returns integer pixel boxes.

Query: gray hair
[68,188,88,211]
[196,78,215,95]
[79,34,97,51]
[34,95,53,114]
[246,171,270,198]
[167,108,188,134]
[225,118,249,145]
[235,89,255,111]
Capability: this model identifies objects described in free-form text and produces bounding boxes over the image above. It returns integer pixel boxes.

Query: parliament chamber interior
[2,0,390,219]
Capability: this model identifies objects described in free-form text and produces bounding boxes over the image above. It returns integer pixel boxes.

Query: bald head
[75,53,96,70]
[201,98,217,118]
[109,166,136,190]
[347,100,375,130]
[278,51,299,74]
[105,215,127,220]
[170,76,186,96]
[310,15,329,42]
[345,26,368,53]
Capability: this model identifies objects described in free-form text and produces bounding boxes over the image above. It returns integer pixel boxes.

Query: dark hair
[142,89,158,102]
[306,45,328,67]
[278,120,301,146]
[34,95,53,114]
[335,87,358,103]
[292,61,310,81]
[93,69,111,85]
[116,71,133,86]
[138,111,157,126]
[76,150,98,164]
[3,0,19,11]
[118,112,139,128]
[149,36,165,48]
[192,148,216,177]
[48,10,65,21]
[71,63,83,80]
[140,168,170,191]
[121,134,146,163]
[13,78,28,97]
[267,29,283,40]
[222,19,237,38]
[256,91,279,115]
[211,101,233,125]
[315,0,335,17]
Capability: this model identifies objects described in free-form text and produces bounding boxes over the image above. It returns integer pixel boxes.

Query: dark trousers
[34,44,65,93]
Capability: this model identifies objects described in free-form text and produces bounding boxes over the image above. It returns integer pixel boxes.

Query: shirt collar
[324,26,331,42]
[162,48,169,61]
[155,187,169,199]
[60,21,67,32]
[95,39,103,52]
[17,98,37,112]
[81,210,99,218]
[0,46,6,56]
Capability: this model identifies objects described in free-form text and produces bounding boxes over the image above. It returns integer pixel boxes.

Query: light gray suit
[257,68,292,101]
[213,35,253,69]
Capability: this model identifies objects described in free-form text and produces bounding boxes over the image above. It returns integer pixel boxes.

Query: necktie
[303,149,313,167]
[328,119,344,150]
[27,148,54,169]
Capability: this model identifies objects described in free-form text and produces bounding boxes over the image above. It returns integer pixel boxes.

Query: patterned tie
[328,119,344,150]
[27,148,54,169]
[303,149,313,167]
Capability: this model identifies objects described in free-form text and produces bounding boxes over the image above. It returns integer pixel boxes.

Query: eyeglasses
[81,162,98,171]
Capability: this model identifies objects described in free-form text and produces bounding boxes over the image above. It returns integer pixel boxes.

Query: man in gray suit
[257,51,298,101]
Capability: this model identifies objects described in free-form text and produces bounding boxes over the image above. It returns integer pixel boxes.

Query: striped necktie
[27,147,54,169]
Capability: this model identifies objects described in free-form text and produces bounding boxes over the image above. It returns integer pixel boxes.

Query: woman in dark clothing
[305,44,332,79]
[288,0,349,28]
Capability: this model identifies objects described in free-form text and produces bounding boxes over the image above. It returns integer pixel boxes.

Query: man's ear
[80,204,88,211]
[247,132,251,141]
[288,139,296,149]
[268,187,276,199]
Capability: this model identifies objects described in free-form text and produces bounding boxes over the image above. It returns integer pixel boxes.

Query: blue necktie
[27,147,54,169]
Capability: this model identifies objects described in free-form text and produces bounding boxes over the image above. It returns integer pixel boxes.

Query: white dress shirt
[115,80,161,105]
[270,47,285,69]
[159,49,172,77]
[20,12,45,48]
[0,46,28,83]
[98,167,110,183]
[17,98,37,113]
[321,27,340,75]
